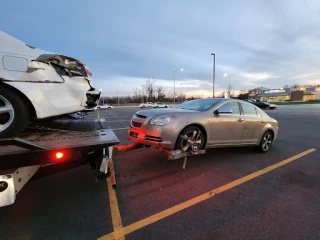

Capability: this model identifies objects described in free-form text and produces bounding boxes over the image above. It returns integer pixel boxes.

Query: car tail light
[53,151,66,162]
[55,152,64,159]
[84,67,92,77]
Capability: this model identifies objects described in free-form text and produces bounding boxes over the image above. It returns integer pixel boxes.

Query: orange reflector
[55,152,64,159]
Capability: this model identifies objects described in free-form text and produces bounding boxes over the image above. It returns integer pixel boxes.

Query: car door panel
[240,103,264,143]
[209,102,244,145]
[210,115,244,145]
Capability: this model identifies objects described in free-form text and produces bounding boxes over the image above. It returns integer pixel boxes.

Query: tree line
[99,82,320,105]
[99,79,204,104]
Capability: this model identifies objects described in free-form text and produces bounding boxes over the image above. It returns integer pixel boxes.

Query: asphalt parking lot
[0,105,319,240]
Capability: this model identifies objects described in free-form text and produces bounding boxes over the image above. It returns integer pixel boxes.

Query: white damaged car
[0,31,101,137]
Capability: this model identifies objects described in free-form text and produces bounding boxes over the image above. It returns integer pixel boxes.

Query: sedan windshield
[174,99,223,111]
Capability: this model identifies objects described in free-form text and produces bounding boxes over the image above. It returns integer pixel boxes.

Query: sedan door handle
[238,118,244,122]
[261,120,265,123]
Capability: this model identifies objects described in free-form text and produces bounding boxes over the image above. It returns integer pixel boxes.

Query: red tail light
[84,67,92,77]
[55,152,64,159]
[53,151,66,162]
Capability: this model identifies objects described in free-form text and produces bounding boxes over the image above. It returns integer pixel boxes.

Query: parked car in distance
[153,102,168,108]
[139,102,153,108]
[244,99,277,109]
[97,104,114,109]
[0,31,100,137]
[129,98,278,153]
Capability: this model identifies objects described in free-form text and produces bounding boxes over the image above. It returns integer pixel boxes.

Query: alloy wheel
[262,133,272,151]
[182,130,202,152]
[0,95,15,133]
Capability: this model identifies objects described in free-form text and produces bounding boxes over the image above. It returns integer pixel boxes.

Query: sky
[1,0,320,97]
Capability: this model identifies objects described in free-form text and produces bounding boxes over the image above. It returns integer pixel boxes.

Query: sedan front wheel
[176,126,205,152]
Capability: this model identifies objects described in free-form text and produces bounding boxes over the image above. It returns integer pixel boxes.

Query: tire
[0,85,31,137]
[257,131,273,153]
[176,126,205,152]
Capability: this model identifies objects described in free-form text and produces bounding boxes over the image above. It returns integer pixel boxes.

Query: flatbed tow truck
[0,117,206,208]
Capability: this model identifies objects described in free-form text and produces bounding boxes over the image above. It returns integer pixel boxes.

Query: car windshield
[174,99,222,111]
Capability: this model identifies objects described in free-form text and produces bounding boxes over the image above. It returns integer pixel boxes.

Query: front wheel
[257,131,273,153]
[176,126,205,152]
[0,85,31,137]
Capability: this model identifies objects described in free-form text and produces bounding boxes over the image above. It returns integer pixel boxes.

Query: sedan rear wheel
[258,131,273,153]
[0,85,31,137]
[176,126,205,152]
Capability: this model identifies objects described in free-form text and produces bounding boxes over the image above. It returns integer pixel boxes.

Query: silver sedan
[128,98,278,153]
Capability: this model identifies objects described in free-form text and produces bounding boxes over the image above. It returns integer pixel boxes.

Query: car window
[174,99,223,111]
[256,108,263,117]
[218,102,241,115]
[241,103,258,116]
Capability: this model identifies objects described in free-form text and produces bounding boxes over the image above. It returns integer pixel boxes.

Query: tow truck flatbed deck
[0,119,120,169]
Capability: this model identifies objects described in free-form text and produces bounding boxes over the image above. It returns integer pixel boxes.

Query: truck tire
[0,85,31,137]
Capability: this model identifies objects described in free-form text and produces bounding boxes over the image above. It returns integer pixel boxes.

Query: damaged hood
[35,54,85,69]
[0,31,52,57]
[0,31,85,69]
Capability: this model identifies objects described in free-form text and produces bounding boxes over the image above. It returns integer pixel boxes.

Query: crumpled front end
[86,89,101,109]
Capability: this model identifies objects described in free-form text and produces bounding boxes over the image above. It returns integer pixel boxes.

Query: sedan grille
[131,120,142,128]
[145,135,163,142]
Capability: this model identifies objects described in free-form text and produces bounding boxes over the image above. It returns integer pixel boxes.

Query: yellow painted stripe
[98,148,316,240]
[107,178,125,240]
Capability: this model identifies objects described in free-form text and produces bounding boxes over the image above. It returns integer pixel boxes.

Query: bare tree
[176,93,186,103]
[156,85,166,101]
[143,79,156,101]
[133,88,139,102]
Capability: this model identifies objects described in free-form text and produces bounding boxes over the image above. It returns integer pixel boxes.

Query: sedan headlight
[149,115,176,126]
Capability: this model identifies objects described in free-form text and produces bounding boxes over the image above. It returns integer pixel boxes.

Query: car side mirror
[214,107,233,115]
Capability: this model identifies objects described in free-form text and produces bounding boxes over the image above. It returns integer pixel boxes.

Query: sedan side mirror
[214,107,233,115]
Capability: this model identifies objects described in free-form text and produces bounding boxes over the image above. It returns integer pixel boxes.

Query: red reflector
[84,68,92,77]
[55,152,64,159]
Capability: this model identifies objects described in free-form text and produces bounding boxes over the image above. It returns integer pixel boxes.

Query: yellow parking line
[106,178,125,240]
[98,148,316,240]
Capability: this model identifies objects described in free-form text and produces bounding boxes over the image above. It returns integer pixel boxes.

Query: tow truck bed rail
[0,119,119,170]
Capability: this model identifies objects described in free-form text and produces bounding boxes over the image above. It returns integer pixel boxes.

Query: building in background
[290,90,304,101]
[316,88,320,100]
[258,88,291,101]
[303,88,316,101]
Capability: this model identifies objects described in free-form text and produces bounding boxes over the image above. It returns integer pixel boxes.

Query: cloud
[1,0,320,95]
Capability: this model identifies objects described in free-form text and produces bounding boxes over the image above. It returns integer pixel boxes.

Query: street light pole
[117,84,122,106]
[224,73,231,98]
[174,71,176,105]
[211,53,215,98]
[173,68,183,105]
